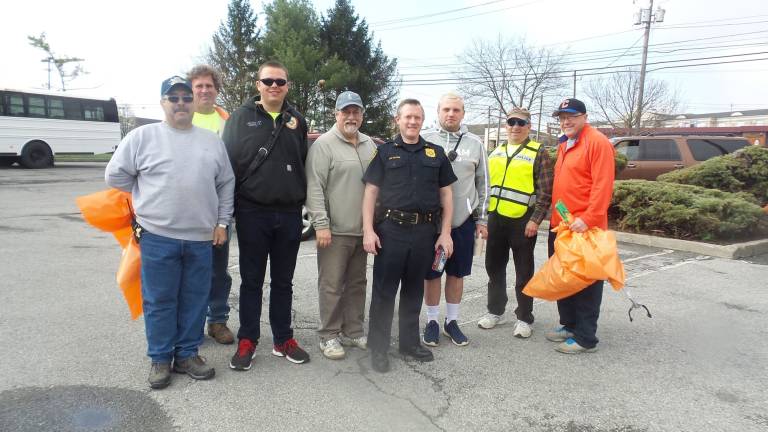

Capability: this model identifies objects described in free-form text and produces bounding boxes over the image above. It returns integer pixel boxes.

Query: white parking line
[623,249,675,263]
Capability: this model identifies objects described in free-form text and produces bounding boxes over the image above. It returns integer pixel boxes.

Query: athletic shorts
[426,216,476,280]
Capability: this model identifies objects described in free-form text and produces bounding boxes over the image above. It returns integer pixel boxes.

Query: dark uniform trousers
[547,229,603,349]
[485,210,536,324]
[368,219,437,353]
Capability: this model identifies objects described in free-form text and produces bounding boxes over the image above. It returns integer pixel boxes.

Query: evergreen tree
[320,0,399,138]
[206,0,262,112]
[260,0,351,129]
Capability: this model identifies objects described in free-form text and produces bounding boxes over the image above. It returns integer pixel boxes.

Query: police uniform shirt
[363,135,457,212]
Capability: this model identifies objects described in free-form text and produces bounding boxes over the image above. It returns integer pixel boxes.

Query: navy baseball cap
[552,98,587,117]
[335,91,365,112]
[161,76,192,96]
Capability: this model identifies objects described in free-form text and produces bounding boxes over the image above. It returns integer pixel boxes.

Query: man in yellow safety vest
[478,107,553,338]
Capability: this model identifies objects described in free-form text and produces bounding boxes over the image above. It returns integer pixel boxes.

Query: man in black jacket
[223,61,310,370]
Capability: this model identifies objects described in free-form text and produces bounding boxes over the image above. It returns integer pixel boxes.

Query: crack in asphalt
[352,354,448,432]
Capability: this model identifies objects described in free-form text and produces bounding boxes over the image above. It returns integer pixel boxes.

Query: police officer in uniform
[362,98,457,373]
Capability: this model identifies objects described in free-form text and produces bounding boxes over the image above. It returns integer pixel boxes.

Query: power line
[398,52,768,86]
[369,0,508,26]
[373,0,545,32]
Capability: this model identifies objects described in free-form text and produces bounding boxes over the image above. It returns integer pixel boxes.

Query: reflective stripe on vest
[488,140,540,218]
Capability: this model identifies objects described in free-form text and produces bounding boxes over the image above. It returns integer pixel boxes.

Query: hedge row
[658,146,768,206]
[610,180,768,241]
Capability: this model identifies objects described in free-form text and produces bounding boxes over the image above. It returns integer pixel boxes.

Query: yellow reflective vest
[488,140,540,218]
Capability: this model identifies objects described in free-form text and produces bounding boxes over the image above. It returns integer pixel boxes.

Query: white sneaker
[477,313,507,329]
[513,320,532,338]
[339,334,368,350]
[319,338,345,360]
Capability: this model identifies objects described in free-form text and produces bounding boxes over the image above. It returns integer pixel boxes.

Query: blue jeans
[235,207,302,345]
[208,226,232,324]
[139,231,212,363]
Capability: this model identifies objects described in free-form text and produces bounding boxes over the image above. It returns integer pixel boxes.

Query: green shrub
[658,146,768,206]
[610,180,768,241]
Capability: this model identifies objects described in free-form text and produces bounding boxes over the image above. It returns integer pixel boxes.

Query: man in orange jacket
[546,98,615,354]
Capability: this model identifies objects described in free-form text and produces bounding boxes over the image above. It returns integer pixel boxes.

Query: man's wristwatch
[217,223,228,229]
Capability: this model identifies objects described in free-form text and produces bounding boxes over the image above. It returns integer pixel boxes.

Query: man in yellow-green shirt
[187,65,233,345]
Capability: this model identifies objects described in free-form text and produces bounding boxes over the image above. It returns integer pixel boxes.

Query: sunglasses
[164,95,194,103]
[260,78,288,87]
[506,118,529,127]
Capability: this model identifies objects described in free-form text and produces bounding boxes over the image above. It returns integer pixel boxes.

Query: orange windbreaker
[550,124,615,229]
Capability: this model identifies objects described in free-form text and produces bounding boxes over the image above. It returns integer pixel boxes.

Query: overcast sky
[3,0,767,127]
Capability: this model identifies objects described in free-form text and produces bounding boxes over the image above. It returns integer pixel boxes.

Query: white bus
[0,89,121,168]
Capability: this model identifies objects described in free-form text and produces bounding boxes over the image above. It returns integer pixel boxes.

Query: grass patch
[55,154,113,162]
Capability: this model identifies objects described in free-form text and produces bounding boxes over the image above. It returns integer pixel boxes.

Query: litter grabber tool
[622,286,652,322]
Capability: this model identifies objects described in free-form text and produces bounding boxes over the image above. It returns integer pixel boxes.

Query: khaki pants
[317,235,368,341]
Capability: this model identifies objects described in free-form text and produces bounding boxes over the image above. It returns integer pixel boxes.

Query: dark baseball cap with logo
[161,76,192,96]
[552,98,587,117]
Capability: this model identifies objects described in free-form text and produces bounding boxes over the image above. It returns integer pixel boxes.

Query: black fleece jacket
[223,96,308,211]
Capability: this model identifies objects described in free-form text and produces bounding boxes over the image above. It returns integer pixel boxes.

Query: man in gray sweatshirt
[421,92,489,347]
[105,76,234,389]
[306,91,377,360]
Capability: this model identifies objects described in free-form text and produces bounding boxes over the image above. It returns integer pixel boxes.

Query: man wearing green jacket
[306,91,377,360]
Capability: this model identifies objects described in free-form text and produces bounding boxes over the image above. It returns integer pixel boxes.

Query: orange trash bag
[76,188,143,319]
[523,223,626,301]
[75,189,133,233]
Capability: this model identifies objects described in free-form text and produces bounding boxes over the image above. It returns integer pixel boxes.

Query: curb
[537,221,768,259]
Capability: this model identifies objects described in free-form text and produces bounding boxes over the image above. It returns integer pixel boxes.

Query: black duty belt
[384,208,436,225]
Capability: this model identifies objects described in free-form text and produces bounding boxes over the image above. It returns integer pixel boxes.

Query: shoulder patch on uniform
[425,148,436,158]
[285,116,298,130]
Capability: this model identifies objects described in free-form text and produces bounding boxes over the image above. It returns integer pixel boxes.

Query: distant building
[653,109,768,128]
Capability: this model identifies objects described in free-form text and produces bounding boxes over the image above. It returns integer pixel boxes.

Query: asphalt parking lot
[1,162,767,432]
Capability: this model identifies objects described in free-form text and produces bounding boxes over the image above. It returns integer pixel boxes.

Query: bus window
[64,99,83,120]
[83,103,104,121]
[28,95,47,118]
[7,94,25,116]
[48,97,65,119]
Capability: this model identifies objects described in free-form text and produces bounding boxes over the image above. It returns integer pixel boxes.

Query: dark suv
[613,135,750,180]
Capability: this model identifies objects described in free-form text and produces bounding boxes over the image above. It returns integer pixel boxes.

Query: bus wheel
[0,157,17,167]
[20,141,54,169]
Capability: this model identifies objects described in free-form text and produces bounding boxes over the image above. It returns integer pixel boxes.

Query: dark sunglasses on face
[164,95,194,103]
[260,78,288,87]
[507,118,529,127]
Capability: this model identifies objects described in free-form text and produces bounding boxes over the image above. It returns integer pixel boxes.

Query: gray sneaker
[339,334,368,350]
[545,326,575,342]
[173,355,215,380]
[148,362,171,389]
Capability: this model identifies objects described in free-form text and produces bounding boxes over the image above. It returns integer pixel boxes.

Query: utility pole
[572,70,577,98]
[41,57,52,90]
[536,94,543,141]
[486,106,492,151]
[634,0,665,129]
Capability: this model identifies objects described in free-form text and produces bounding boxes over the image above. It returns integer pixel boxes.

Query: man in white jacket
[421,92,489,347]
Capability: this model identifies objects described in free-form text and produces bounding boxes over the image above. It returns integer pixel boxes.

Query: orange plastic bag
[75,189,133,232]
[116,237,143,320]
[523,223,625,301]
[76,188,143,319]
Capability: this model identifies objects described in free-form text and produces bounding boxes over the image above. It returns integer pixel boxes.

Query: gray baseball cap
[335,91,365,111]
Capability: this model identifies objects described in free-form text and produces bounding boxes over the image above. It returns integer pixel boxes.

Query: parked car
[612,135,750,180]
[300,132,384,240]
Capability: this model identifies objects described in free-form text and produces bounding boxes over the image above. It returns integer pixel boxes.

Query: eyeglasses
[558,114,585,122]
[506,118,529,127]
[164,95,194,103]
[260,78,288,87]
